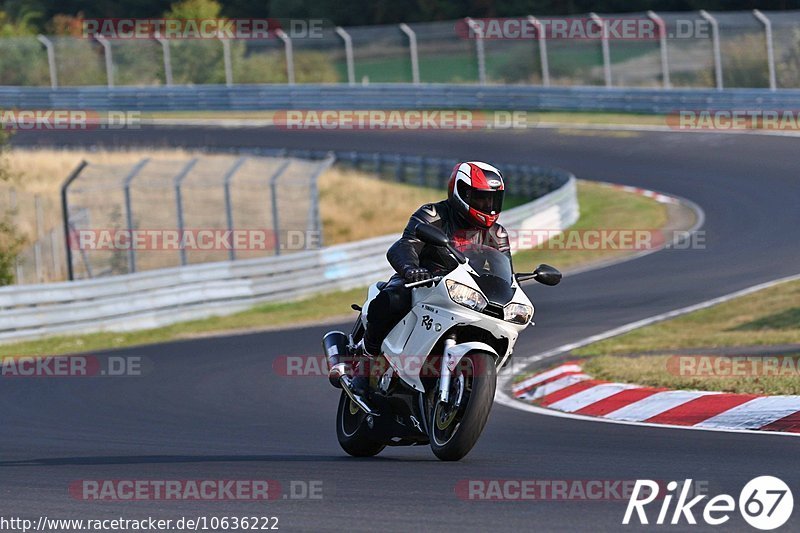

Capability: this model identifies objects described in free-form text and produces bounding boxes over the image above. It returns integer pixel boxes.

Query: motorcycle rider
[336,161,511,392]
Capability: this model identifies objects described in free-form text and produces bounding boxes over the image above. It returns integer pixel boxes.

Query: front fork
[438,337,457,403]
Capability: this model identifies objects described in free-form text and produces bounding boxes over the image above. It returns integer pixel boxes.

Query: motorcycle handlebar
[404,275,443,289]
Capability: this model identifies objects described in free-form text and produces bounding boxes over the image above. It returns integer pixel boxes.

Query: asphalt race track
[4,127,800,531]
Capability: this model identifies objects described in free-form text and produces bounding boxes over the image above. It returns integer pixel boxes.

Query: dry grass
[571,279,800,395]
[575,279,800,356]
[2,148,441,249]
[513,180,669,273]
[319,166,440,244]
[583,353,800,395]
[4,148,203,197]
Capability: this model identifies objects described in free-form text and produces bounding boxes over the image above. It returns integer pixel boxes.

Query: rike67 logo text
[624,476,793,530]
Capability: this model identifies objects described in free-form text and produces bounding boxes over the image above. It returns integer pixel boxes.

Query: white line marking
[497,272,800,437]
[535,121,800,138]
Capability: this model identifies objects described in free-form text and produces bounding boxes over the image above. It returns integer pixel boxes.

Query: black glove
[403,267,432,284]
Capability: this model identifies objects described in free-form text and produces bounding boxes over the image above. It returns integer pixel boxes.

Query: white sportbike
[323,223,561,461]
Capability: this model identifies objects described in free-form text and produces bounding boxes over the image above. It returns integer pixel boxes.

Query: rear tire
[429,352,497,461]
[336,392,385,457]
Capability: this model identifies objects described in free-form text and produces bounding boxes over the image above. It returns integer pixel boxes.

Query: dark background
[2,0,800,33]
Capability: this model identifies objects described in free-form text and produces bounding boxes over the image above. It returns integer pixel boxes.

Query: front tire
[429,352,497,461]
[336,392,385,457]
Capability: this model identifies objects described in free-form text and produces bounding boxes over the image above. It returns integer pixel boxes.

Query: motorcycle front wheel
[336,391,385,457]
[429,352,497,461]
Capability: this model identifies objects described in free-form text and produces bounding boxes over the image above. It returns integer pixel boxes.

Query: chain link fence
[61,153,332,281]
[4,148,568,286]
[0,187,64,284]
[1,10,798,89]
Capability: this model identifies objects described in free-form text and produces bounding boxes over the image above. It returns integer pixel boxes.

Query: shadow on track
[0,454,440,467]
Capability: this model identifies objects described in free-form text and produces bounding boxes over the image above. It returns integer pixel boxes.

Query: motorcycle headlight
[504,302,533,324]
[445,280,488,312]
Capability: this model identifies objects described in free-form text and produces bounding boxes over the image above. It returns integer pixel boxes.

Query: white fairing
[361,264,532,392]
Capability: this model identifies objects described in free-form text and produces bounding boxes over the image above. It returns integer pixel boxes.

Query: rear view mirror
[515,264,562,285]
[415,223,467,264]
[415,223,449,247]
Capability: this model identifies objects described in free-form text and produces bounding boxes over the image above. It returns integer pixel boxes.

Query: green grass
[338,43,656,84]
[582,353,800,395]
[573,279,800,395]
[513,180,668,273]
[0,179,668,357]
[145,109,666,128]
[575,280,800,356]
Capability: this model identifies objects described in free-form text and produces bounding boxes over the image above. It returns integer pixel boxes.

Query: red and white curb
[512,361,800,434]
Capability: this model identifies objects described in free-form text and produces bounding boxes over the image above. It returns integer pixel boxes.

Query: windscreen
[462,245,515,305]
[462,245,513,282]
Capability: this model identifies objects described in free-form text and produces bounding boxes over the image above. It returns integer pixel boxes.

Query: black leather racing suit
[363,199,511,354]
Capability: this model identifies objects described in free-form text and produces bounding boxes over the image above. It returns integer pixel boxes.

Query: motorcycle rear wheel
[336,391,385,457]
[429,352,496,461]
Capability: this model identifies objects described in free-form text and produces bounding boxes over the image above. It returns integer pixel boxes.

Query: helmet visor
[458,182,504,214]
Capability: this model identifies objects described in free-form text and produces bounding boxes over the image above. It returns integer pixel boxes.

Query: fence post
[36,35,58,89]
[34,195,44,282]
[647,11,671,89]
[60,160,88,281]
[699,10,723,90]
[96,34,114,88]
[335,27,355,85]
[399,23,420,84]
[590,13,612,87]
[219,36,233,86]
[222,156,248,261]
[122,158,151,274]
[269,159,292,255]
[276,29,295,85]
[753,9,776,91]
[465,18,487,85]
[155,32,173,86]
[9,188,22,283]
[527,16,550,87]
[308,154,336,249]
[50,228,61,281]
[173,158,199,266]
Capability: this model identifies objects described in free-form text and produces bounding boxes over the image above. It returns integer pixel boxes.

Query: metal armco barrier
[0,175,578,342]
[4,85,800,114]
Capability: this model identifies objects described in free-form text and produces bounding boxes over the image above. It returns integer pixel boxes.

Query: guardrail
[0,172,578,343]
[4,84,800,114]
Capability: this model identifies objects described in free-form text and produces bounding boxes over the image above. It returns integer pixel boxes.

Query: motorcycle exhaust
[323,331,349,388]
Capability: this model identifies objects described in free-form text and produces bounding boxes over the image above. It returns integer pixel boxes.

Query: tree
[0,130,25,286]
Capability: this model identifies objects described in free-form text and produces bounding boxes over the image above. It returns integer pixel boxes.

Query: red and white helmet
[447,161,505,228]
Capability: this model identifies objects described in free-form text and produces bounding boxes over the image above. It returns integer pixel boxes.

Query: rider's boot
[348,339,375,396]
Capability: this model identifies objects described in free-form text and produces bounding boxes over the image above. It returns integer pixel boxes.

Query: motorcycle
[322,223,561,461]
